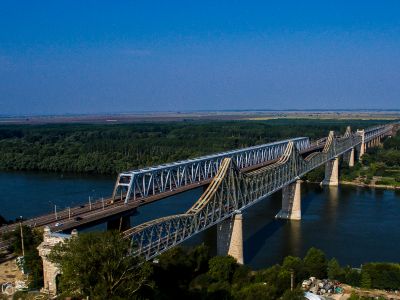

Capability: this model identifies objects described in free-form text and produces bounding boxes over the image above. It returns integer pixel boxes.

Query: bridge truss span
[363,124,394,141]
[113,137,311,203]
[124,127,375,260]
[1,122,396,246]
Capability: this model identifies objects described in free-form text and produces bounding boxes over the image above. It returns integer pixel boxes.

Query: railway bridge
[122,123,397,263]
[2,122,398,295]
[1,123,396,238]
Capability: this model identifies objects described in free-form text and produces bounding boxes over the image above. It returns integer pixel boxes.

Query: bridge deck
[0,144,324,235]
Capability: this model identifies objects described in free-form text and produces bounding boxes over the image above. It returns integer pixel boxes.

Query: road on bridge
[0,142,325,238]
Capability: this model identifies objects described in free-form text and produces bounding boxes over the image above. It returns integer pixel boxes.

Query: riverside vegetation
[341,131,400,186]
[0,119,388,174]
[2,228,400,299]
[304,129,400,186]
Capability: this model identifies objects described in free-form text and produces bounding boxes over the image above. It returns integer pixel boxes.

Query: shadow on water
[244,219,286,263]
[301,182,324,215]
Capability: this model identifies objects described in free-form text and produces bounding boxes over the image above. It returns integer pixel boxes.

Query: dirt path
[0,259,25,285]
[339,284,400,299]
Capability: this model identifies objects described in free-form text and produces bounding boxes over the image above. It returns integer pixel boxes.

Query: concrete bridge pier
[217,212,244,264]
[348,148,355,167]
[359,142,366,158]
[376,136,382,147]
[357,129,366,158]
[275,179,301,220]
[321,156,339,186]
[368,139,374,148]
[107,215,131,232]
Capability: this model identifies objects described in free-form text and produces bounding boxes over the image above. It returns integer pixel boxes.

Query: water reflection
[285,220,302,256]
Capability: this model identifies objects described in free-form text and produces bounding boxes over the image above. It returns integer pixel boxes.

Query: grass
[375,177,400,187]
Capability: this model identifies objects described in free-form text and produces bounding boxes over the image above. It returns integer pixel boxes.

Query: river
[1,171,399,269]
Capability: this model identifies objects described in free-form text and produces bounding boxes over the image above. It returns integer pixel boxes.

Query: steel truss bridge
[122,123,396,260]
[0,122,396,253]
[112,137,311,203]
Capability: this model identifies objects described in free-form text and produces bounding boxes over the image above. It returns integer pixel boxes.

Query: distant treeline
[0,119,388,174]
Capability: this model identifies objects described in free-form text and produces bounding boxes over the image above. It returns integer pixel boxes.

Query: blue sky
[1,1,400,115]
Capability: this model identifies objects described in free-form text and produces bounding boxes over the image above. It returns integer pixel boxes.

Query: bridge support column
[322,156,339,186]
[107,215,131,232]
[275,179,301,220]
[348,148,355,167]
[359,142,366,158]
[217,212,244,264]
[357,129,366,159]
[376,137,382,147]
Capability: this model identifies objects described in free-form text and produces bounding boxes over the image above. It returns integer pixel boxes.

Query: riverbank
[340,179,400,190]
[306,179,400,190]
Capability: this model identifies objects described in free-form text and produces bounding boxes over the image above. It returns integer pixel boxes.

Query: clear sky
[1,1,400,115]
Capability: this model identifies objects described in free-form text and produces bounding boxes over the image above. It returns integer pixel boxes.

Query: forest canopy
[0,119,388,174]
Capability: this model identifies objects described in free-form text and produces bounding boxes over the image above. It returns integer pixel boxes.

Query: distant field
[0,111,399,125]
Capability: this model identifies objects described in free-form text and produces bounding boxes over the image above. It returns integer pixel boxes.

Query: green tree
[303,248,327,278]
[189,273,213,296]
[254,265,291,296]
[282,255,306,282]
[232,265,253,289]
[281,288,305,300]
[234,283,277,300]
[187,243,211,274]
[360,271,372,289]
[344,267,361,287]
[361,263,400,290]
[207,281,232,300]
[152,245,210,299]
[208,256,238,283]
[327,258,344,281]
[49,231,152,299]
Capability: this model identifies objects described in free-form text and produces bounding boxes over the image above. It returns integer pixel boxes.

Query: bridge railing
[363,124,393,142]
[112,137,311,203]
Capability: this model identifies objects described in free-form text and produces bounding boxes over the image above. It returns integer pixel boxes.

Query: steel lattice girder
[113,137,311,203]
[364,124,393,142]
[124,124,394,260]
